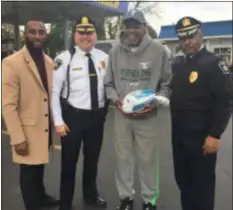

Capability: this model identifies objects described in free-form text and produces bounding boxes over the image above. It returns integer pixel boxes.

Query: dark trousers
[60,104,106,208]
[172,120,217,210]
[20,164,46,210]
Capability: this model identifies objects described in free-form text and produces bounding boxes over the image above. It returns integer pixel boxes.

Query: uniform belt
[68,103,104,113]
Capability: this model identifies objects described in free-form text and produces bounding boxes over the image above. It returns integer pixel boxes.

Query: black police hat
[75,16,96,33]
[175,16,201,38]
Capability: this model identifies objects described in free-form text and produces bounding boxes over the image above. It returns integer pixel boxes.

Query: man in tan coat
[2,20,59,210]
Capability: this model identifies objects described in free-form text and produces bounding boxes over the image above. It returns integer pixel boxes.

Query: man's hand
[55,124,70,137]
[14,141,28,156]
[115,98,125,114]
[203,136,220,155]
[115,98,154,116]
[132,105,154,116]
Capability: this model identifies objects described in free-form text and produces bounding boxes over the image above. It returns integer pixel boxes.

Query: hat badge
[82,16,88,24]
[182,18,191,26]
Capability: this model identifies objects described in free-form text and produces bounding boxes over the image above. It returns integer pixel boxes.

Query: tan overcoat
[2,46,54,165]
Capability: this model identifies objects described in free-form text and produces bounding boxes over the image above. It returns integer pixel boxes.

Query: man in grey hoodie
[104,10,172,210]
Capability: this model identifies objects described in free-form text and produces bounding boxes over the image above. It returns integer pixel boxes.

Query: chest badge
[100,60,106,69]
[98,60,106,72]
[189,71,198,83]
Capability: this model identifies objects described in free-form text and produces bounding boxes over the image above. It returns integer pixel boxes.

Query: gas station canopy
[1,1,129,50]
[1,1,129,24]
[85,1,129,15]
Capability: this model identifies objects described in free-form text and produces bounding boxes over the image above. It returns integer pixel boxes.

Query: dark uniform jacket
[170,48,232,139]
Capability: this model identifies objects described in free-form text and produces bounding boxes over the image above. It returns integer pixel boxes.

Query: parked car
[95,40,117,54]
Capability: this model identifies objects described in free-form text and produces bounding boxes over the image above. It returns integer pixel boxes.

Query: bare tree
[102,1,161,40]
[147,25,157,38]
[104,16,123,39]
[131,1,162,19]
[133,1,142,10]
[131,2,161,38]
[1,24,15,39]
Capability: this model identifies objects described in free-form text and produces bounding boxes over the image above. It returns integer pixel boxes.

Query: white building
[159,20,233,64]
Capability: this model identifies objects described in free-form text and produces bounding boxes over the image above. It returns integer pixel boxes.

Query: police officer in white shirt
[51,16,108,210]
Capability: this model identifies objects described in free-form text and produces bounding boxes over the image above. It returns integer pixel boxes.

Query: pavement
[1,108,232,210]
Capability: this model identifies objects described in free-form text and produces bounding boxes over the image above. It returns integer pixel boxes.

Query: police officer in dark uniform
[170,16,232,210]
[51,16,108,210]
[230,63,233,74]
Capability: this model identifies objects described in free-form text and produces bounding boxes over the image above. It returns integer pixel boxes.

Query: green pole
[151,148,160,206]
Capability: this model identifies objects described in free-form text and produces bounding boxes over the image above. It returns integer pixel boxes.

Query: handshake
[116,89,170,115]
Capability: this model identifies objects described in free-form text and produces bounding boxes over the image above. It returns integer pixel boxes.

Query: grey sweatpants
[114,108,162,203]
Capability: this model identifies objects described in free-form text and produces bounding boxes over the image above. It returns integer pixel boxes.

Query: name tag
[72,67,82,71]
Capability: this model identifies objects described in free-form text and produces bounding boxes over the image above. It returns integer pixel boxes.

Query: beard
[25,38,45,53]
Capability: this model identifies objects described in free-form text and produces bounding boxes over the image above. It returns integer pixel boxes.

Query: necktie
[186,55,191,63]
[85,53,99,109]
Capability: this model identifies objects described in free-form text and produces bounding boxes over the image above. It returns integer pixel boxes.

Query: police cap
[75,16,96,33]
[175,16,201,38]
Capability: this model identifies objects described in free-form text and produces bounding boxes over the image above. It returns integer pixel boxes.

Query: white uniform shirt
[51,46,108,126]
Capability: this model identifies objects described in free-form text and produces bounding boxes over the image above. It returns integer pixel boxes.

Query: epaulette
[198,51,218,65]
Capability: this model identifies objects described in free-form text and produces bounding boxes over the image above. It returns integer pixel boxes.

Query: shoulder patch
[218,60,230,75]
[54,58,63,71]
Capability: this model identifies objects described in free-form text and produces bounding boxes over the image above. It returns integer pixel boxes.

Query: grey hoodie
[104,33,172,106]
